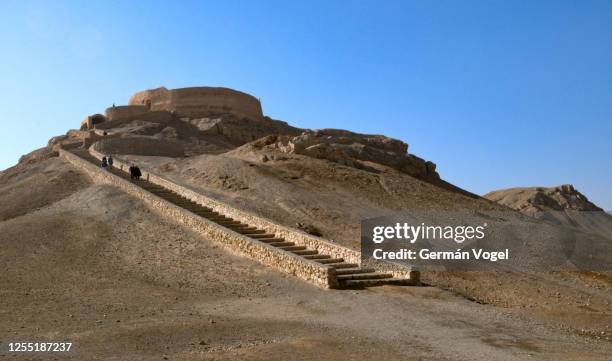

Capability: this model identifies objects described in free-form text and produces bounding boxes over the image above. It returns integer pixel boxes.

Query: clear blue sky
[1,0,611,209]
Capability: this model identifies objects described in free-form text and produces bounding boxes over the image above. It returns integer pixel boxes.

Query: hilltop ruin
[64,86,441,182]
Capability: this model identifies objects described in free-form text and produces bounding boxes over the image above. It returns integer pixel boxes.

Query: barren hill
[2,86,611,360]
[484,184,603,212]
[485,185,612,240]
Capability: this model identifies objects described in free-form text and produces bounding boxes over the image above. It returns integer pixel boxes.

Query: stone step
[233,228,258,233]
[192,208,217,214]
[316,258,344,264]
[218,223,246,228]
[215,218,241,222]
[200,211,223,217]
[153,192,177,197]
[278,245,306,251]
[250,234,277,239]
[179,205,201,210]
[182,205,203,211]
[173,199,194,204]
[334,268,376,275]
[292,250,318,256]
[257,238,285,243]
[327,263,358,269]
[227,223,252,228]
[165,196,184,201]
[165,198,189,203]
[340,278,417,288]
[200,213,228,219]
[208,216,231,222]
[173,198,193,203]
[209,216,228,221]
[231,228,258,233]
[237,229,266,235]
[229,226,257,231]
[207,217,229,222]
[303,254,331,260]
[72,152,420,290]
[337,272,393,281]
[268,242,295,247]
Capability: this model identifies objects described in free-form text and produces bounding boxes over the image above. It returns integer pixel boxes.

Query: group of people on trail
[100,155,142,180]
[129,164,142,180]
[101,155,113,170]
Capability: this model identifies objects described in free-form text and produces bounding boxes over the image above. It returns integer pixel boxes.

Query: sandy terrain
[1,156,611,360]
[117,150,612,334]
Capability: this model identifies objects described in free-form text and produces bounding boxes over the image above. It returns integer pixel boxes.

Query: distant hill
[485,185,612,240]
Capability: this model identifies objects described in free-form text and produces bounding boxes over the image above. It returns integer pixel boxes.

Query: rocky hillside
[484,184,603,212]
[485,185,612,240]
[50,86,446,189]
[55,118,444,183]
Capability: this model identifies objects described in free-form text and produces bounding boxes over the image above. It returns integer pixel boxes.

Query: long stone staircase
[70,150,417,289]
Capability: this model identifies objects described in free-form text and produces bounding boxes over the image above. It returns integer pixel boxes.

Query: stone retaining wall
[88,148,419,283]
[100,109,173,128]
[105,105,150,121]
[59,149,337,289]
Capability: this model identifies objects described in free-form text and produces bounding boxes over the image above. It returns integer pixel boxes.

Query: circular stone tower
[128,86,263,120]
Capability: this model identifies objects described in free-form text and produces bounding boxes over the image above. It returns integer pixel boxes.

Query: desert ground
[1,154,611,361]
[2,86,611,360]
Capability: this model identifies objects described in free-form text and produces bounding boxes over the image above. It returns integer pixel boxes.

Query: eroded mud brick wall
[129,87,264,120]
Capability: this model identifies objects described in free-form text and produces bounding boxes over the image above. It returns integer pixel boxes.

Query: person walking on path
[134,166,142,180]
[101,156,108,170]
[129,164,142,180]
[107,155,114,169]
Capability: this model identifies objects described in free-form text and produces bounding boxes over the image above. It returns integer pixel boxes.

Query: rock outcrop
[247,129,439,180]
[181,115,301,146]
[485,185,612,239]
[484,184,603,213]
